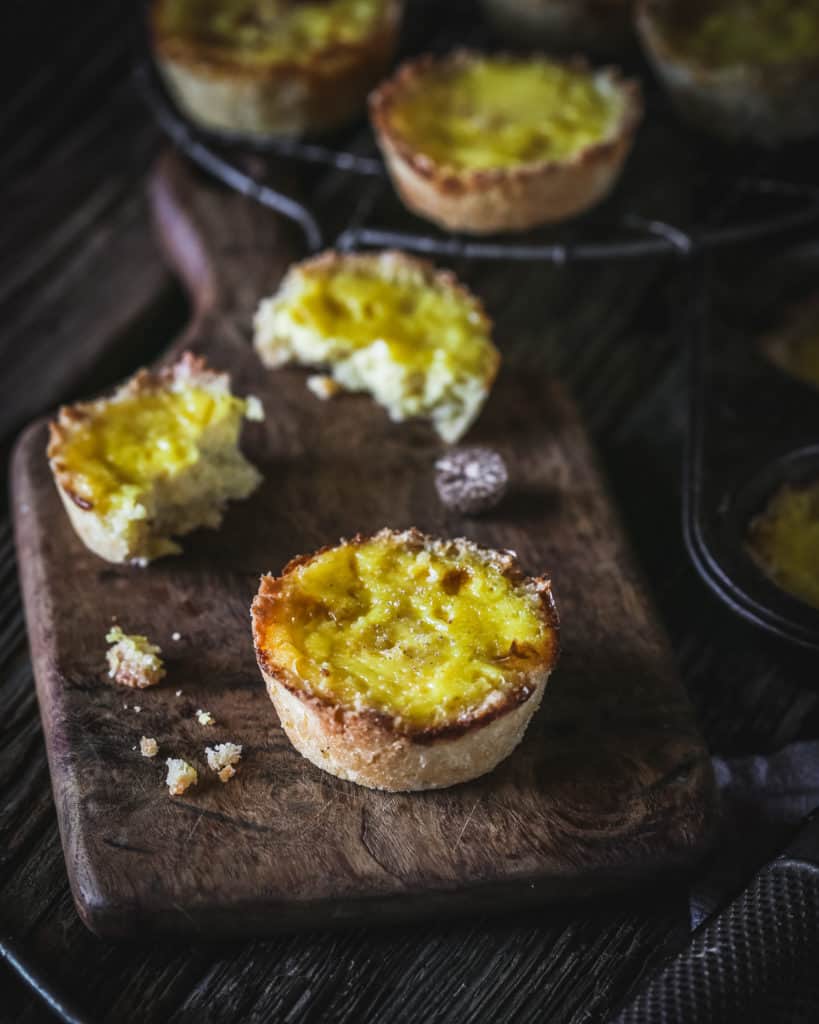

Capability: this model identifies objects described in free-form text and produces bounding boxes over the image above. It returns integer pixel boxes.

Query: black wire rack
[136,0,819,264]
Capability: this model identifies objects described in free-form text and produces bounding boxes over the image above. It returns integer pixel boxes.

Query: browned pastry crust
[150,0,403,138]
[369,51,643,234]
[252,528,560,791]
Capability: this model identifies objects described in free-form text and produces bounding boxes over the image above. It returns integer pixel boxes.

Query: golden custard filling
[388,58,624,170]
[263,537,552,729]
[674,1,819,67]
[284,265,492,379]
[156,0,389,67]
[748,481,819,610]
[59,387,254,514]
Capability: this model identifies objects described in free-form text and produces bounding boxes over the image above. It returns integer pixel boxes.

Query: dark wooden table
[4,3,819,1022]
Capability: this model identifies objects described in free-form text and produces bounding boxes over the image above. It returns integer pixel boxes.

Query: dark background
[3,1,819,1021]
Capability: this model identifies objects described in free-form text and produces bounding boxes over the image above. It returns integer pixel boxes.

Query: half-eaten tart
[253,250,500,443]
[47,353,263,565]
[637,0,819,145]
[150,0,403,138]
[481,0,634,56]
[369,50,643,233]
[252,528,559,791]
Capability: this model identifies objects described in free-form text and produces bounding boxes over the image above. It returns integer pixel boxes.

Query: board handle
[148,150,301,341]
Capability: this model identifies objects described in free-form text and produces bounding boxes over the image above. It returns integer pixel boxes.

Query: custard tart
[252,528,560,791]
[47,353,264,565]
[637,0,819,145]
[369,51,643,233]
[481,0,634,55]
[253,249,500,443]
[748,481,819,611]
[150,0,403,138]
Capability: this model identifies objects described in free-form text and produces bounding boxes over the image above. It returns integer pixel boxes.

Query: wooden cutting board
[11,153,715,939]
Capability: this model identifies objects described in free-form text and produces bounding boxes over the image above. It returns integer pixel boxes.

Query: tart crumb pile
[106,627,166,690]
[140,736,159,758]
[166,758,198,796]
[206,743,243,783]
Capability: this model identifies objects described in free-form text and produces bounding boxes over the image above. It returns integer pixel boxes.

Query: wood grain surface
[11,152,714,940]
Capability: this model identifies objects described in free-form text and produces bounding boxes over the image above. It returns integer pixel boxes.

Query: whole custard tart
[252,528,559,791]
[369,50,643,234]
[151,0,403,138]
[637,0,819,145]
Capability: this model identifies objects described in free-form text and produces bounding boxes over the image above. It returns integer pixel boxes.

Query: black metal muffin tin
[685,244,819,649]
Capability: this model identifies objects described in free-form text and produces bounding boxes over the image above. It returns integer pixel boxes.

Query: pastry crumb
[140,736,159,758]
[307,374,342,401]
[176,689,183,697]
[206,743,243,783]
[196,709,215,726]
[245,394,265,421]
[166,758,197,796]
[106,626,165,689]
[171,631,181,641]
[133,705,141,713]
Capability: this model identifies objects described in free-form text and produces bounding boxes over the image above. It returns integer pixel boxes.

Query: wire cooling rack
[136,2,819,262]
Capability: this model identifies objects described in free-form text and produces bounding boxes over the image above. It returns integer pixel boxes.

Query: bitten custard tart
[637,0,819,145]
[47,353,263,565]
[150,0,403,138]
[253,250,500,442]
[252,529,559,791]
[369,51,642,233]
[481,0,634,56]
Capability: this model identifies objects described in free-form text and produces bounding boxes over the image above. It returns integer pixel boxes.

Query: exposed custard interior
[59,388,250,514]
[388,58,623,170]
[260,535,553,729]
[156,0,387,66]
[284,262,494,379]
[748,482,819,611]
[674,1,819,67]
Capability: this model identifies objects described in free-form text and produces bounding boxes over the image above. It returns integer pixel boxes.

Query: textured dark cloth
[690,742,819,928]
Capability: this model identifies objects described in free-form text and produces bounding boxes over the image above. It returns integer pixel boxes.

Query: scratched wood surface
[11,153,714,940]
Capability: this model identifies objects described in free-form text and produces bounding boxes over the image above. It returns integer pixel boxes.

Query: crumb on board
[106,626,165,689]
[245,394,265,421]
[140,736,159,758]
[196,709,215,726]
[165,758,197,796]
[206,743,243,783]
[176,690,183,697]
[171,631,181,642]
[306,374,342,401]
[133,705,141,713]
